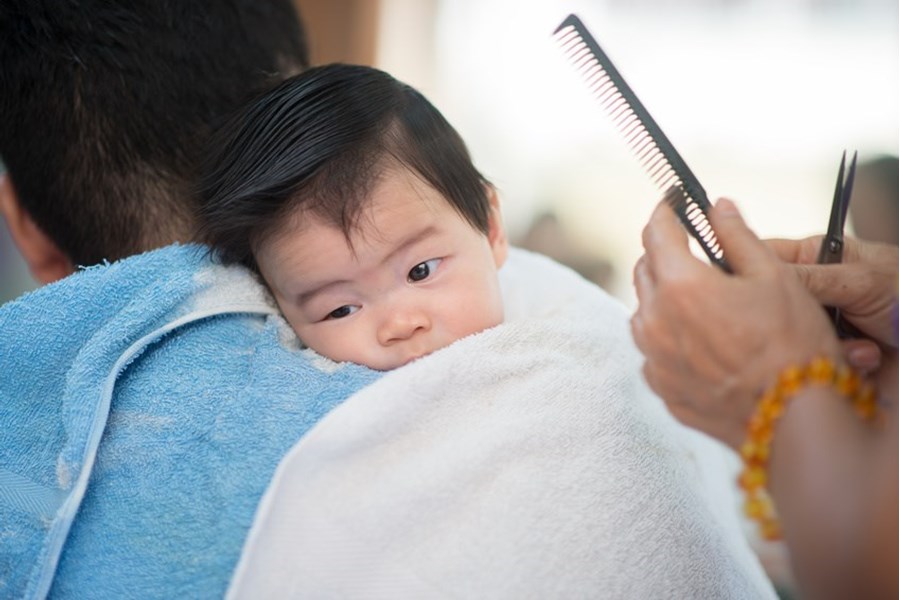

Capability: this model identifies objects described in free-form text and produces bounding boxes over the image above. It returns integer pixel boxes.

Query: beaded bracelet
[738,356,880,541]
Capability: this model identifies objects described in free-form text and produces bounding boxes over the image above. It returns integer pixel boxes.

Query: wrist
[738,357,880,540]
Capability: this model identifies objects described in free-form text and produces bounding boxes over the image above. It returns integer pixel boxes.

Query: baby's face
[256,166,508,371]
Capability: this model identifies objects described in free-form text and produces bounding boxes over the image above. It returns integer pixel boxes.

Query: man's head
[199,64,508,369]
[0,0,309,280]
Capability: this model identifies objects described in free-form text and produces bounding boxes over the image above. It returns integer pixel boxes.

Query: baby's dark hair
[198,64,491,272]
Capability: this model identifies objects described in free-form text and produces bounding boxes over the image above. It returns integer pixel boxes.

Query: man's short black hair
[0,0,309,266]
[198,64,492,272]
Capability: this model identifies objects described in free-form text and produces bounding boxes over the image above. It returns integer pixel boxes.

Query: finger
[642,198,705,277]
[842,339,882,375]
[641,360,662,397]
[765,236,823,265]
[630,313,647,353]
[708,198,776,276]
[838,236,865,263]
[789,262,865,307]
[633,254,655,307]
[642,199,689,254]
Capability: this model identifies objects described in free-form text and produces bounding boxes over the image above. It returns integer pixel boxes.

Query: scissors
[816,150,860,338]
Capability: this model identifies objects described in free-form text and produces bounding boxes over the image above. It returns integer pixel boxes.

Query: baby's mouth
[399,350,431,367]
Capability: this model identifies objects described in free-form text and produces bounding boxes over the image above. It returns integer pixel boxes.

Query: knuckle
[630,315,645,348]
[756,257,782,280]
[641,361,660,392]
[640,223,653,250]
[639,310,667,342]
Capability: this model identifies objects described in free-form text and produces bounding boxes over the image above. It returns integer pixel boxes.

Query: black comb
[553,14,731,272]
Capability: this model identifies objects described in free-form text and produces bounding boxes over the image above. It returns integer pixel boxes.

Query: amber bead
[738,357,881,543]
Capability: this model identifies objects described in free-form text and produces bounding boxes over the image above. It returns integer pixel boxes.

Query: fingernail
[715,198,739,217]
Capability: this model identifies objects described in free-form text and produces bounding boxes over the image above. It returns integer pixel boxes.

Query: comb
[553,14,731,272]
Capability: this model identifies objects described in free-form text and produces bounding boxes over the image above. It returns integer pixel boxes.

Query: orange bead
[808,356,835,384]
[738,466,767,491]
[760,398,785,420]
[857,384,875,404]
[778,365,805,396]
[739,357,880,547]
[853,397,878,420]
[747,413,770,436]
[835,367,859,396]
[744,494,774,520]
[758,387,779,407]
[756,424,774,445]
[759,518,782,541]
[739,441,758,461]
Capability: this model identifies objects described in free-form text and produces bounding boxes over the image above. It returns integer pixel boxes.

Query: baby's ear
[485,185,508,268]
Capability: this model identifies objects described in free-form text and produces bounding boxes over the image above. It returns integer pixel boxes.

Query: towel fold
[228,248,776,599]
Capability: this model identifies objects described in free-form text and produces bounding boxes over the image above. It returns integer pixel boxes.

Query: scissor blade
[839,150,858,227]
[817,152,848,264]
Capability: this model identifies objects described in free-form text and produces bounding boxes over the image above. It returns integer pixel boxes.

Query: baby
[199,64,508,370]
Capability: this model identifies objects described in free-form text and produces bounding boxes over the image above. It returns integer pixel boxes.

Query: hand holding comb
[553,14,731,272]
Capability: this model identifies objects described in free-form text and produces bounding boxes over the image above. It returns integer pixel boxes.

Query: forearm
[768,374,897,599]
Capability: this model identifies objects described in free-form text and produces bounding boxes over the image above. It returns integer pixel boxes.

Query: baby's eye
[408,258,442,282]
[326,305,359,320]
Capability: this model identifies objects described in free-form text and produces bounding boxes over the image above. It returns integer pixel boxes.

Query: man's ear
[0,174,74,283]
[485,185,508,269]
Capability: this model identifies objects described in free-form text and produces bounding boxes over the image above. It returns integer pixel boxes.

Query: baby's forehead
[288,163,450,233]
[258,177,466,280]
[261,187,417,262]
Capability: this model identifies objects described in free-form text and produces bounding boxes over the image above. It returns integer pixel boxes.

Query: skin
[256,165,508,371]
[632,198,845,448]
[0,173,73,283]
[767,235,898,349]
[632,197,898,598]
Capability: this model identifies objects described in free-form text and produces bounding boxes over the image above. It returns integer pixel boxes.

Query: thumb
[841,338,882,375]
[708,198,775,275]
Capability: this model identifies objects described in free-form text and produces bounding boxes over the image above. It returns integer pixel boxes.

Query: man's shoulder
[1,243,272,352]
[0,242,380,598]
[0,242,280,503]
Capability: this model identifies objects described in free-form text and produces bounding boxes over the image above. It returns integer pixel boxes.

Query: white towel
[228,248,775,599]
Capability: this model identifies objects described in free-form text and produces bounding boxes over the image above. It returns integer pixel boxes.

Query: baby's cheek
[483,301,505,331]
[464,291,504,335]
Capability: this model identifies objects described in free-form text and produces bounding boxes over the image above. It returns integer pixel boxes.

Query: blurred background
[2,0,897,308]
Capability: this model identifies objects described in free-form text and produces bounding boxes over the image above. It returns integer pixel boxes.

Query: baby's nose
[377,307,431,345]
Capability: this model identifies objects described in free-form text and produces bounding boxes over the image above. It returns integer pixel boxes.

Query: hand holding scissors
[817,150,864,339]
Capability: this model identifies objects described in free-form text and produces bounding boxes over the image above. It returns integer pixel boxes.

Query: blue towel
[0,244,381,598]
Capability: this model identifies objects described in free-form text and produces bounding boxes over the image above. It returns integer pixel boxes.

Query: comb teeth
[553,15,731,272]
[663,187,725,262]
[554,26,680,192]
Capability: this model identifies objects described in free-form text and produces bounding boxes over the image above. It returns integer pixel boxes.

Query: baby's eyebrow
[381,225,438,266]
[296,278,351,305]
[295,225,439,304]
